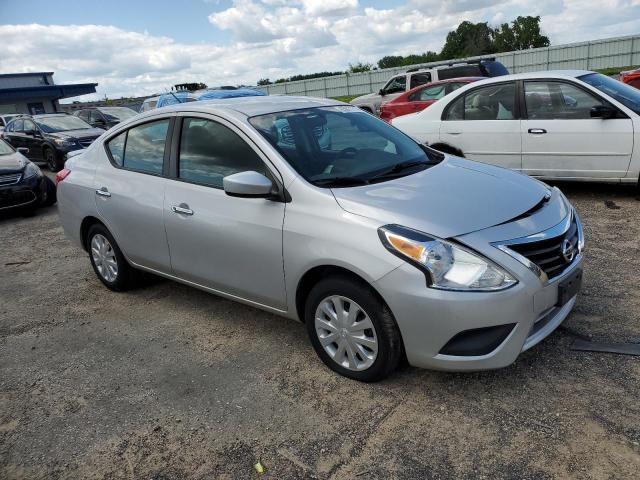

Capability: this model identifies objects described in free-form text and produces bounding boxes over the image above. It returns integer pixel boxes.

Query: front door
[521,80,633,179]
[94,117,173,272]
[439,81,522,170]
[163,115,287,309]
[21,119,44,161]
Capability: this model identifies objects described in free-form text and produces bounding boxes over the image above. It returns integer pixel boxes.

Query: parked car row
[351,58,509,115]
[57,95,584,382]
[392,71,640,183]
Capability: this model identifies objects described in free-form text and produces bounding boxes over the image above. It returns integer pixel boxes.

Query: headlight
[53,138,76,148]
[23,162,41,179]
[378,225,517,291]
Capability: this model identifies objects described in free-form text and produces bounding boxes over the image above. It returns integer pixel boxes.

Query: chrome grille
[0,173,21,186]
[501,213,582,281]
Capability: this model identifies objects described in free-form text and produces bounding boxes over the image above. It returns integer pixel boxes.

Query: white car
[392,71,640,184]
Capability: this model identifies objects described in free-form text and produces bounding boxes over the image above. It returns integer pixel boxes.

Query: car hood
[48,128,105,140]
[351,92,379,105]
[331,157,550,239]
[0,152,27,173]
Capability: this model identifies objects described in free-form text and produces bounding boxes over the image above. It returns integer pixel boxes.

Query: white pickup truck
[351,59,508,116]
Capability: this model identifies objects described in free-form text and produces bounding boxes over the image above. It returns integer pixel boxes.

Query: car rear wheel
[87,224,135,291]
[44,147,62,172]
[305,275,402,382]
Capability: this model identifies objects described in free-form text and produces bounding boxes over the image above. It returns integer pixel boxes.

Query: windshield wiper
[366,159,437,182]
[312,176,370,188]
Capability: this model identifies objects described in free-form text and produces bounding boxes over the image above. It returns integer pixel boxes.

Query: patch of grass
[331,95,360,103]
[595,65,639,76]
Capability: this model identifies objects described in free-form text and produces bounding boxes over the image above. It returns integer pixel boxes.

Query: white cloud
[1,0,639,101]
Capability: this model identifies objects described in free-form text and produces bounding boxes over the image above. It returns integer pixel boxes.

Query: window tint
[106,119,169,173]
[524,81,604,119]
[383,76,406,94]
[410,84,447,102]
[410,73,431,89]
[178,118,266,188]
[463,83,516,120]
[106,131,126,166]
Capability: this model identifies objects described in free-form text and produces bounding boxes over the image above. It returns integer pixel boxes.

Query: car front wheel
[87,224,135,291]
[305,275,403,382]
[44,147,62,172]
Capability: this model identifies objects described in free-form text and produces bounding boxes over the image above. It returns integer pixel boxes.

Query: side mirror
[590,105,617,119]
[223,171,275,199]
[379,89,386,96]
[17,147,29,155]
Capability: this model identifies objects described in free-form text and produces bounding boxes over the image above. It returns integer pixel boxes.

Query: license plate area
[557,268,582,306]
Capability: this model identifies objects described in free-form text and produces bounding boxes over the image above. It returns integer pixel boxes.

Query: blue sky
[2,0,640,100]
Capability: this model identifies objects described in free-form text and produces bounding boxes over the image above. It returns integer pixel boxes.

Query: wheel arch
[295,264,387,323]
[80,216,106,251]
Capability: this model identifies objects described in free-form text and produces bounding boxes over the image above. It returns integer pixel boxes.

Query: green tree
[494,16,549,51]
[440,21,496,59]
[257,78,271,86]
[348,62,374,73]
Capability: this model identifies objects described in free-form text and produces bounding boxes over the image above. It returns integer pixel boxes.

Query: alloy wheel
[90,234,118,282]
[314,295,378,371]
[46,150,56,170]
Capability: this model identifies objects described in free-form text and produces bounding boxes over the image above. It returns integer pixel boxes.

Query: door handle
[528,128,547,135]
[95,187,111,197]
[172,204,194,216]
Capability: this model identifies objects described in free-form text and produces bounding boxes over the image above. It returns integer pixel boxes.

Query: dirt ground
[1,178,639,479]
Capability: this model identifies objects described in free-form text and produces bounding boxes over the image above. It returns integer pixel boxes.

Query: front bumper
[374,209,584,371]
[0,174,46,210]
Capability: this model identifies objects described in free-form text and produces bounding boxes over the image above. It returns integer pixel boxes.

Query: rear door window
[524,81,605,119]
[105,119,169,174]
[410,73,431,89]
[410,84,447,102]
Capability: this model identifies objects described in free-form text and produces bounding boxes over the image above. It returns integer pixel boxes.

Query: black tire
[40,176,57,207]
[304,275,403,382]
[44,147,62,172]
[86,224,136,291]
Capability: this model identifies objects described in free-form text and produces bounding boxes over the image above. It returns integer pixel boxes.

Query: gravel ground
[1,178,639,479]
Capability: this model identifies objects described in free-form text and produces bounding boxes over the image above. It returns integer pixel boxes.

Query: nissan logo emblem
[561,239,575,263]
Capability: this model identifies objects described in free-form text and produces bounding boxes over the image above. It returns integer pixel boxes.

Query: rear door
[163,114,286,309]
[521,80,633,179]
[439,81,522,170]
[94,117,173,272]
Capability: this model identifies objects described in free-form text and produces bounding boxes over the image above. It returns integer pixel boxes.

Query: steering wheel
[337,147,358,159]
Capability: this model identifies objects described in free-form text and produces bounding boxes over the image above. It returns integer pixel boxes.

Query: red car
[379,77,484,123]
[621,69,640,89]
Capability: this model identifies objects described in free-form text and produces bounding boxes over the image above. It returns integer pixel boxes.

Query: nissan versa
[56,96,584,382]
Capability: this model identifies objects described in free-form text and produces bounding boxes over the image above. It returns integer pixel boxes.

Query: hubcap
[90,234,118,282]
[314,295,378,371]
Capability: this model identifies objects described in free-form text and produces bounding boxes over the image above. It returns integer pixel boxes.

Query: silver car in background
[56,96,584,382]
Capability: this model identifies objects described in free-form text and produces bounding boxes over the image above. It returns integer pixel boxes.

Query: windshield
[579,73,640,115]
[35,115,92,133]
[249,106,439,187]
[99,107,137,121]
[0,138,14,155]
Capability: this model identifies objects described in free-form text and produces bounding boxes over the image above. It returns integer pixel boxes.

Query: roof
[151,95,344,117]
[0,72,54,78]
[474,70,593,84]
[0,83,98,102]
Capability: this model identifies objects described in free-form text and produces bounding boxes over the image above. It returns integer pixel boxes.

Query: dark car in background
[73,106,138,130]
[0,138,56,213]
[0,114,22,133]
[2,114,104,171]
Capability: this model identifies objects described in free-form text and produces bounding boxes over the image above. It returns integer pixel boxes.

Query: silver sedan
[56,96,584,381]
